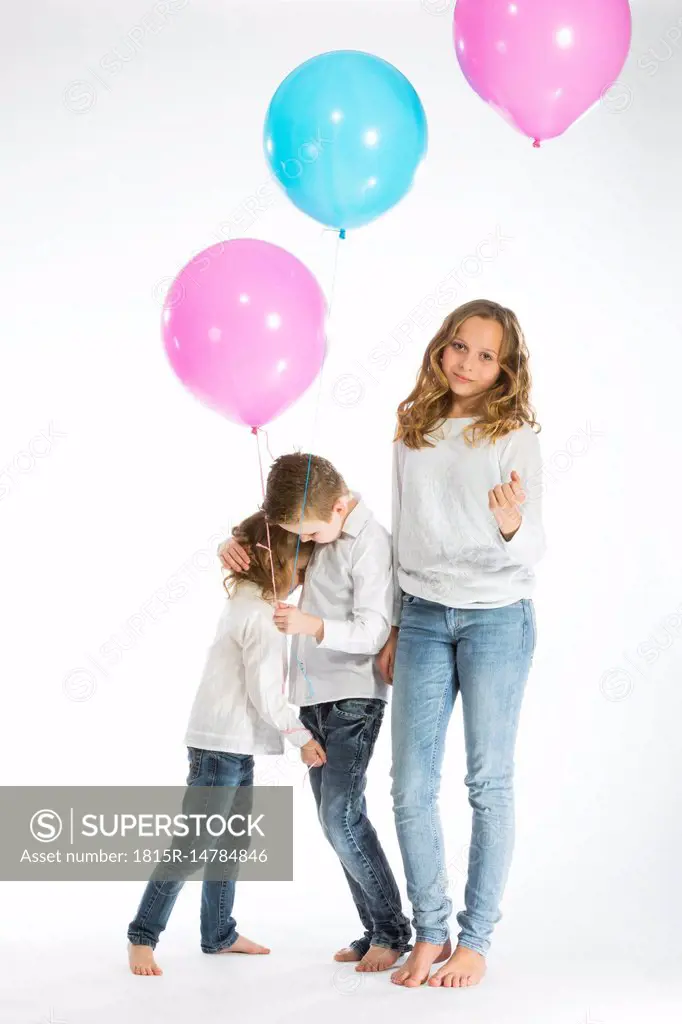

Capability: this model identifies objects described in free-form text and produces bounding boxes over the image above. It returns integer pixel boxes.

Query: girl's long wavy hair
[395,299,540,450]
[222,511,313,603]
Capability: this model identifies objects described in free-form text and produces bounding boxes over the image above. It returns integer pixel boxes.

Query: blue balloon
[264,50,428,232]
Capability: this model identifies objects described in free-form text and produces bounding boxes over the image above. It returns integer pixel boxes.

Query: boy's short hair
[262,453,347,525]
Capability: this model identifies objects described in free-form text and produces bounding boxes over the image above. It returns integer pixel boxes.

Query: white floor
[4,881,682,1024]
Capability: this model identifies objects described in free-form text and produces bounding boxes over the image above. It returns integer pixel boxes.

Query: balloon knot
[339,228,346,240]
[251,426,258,435]
[532,138,541,148]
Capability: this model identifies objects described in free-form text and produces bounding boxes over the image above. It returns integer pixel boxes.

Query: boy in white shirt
[127,512,325,977]
[219,454,412,972]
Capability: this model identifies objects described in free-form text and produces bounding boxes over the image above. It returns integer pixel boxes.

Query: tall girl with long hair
[378,299,546,989]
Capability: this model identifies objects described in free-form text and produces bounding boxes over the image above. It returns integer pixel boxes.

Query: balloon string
[261,427,276,462]
[289,228,343,594]
[290,228,345,700]
[252,425,286,694]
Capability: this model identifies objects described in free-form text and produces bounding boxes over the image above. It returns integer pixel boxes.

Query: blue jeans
[390,595,536,957]
[299,698,412,954]
[127,747,253,953]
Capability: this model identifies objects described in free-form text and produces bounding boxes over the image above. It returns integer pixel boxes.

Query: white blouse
[185,580,312,755]
[392,417,547,623]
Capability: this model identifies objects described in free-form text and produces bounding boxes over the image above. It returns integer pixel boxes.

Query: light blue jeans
[390,594,536,957]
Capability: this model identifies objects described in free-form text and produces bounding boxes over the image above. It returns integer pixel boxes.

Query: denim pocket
[520,600,537,669]
[333,698,384,720]
[527,600,537,648]
[187,747,203,783]
[402,593,418,606]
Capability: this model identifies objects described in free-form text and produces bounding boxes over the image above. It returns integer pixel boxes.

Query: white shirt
[184,580,313,755]
[392,417,546,623]
[289,495,392,707]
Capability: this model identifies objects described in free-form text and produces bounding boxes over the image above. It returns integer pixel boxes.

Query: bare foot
[428,945,486,988]
[333,946,363,963]
[128,943,163,976]
[390,938,452,988]
[356,946,404,973]
[215,934,270,955]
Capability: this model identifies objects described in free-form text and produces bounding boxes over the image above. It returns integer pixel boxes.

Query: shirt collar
[341,493,371,538]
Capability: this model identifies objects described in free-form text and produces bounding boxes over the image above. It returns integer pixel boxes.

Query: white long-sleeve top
[392,417,546,624]
[185,580,313,755]
[289,496,392,707]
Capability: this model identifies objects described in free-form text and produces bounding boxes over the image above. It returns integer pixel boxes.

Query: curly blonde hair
[395,299,540,450]
[222,511,313,603]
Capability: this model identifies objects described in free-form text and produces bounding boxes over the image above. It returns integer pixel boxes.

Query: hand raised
[488,469,525,539]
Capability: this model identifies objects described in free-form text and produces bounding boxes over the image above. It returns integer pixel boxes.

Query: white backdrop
[2,1,682,1022]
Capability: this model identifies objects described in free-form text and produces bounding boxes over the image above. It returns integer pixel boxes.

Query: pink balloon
[162,239,327,429]
[453,0,632,145]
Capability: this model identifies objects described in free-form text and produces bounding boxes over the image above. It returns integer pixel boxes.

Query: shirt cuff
[497,519,541,566]
[284,727,313,748]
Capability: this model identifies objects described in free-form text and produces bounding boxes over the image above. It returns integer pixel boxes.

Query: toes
[335,948,361,962]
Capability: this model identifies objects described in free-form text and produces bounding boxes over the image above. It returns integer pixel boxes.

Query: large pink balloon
[453,0,632,146]
[162,239,327,428]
